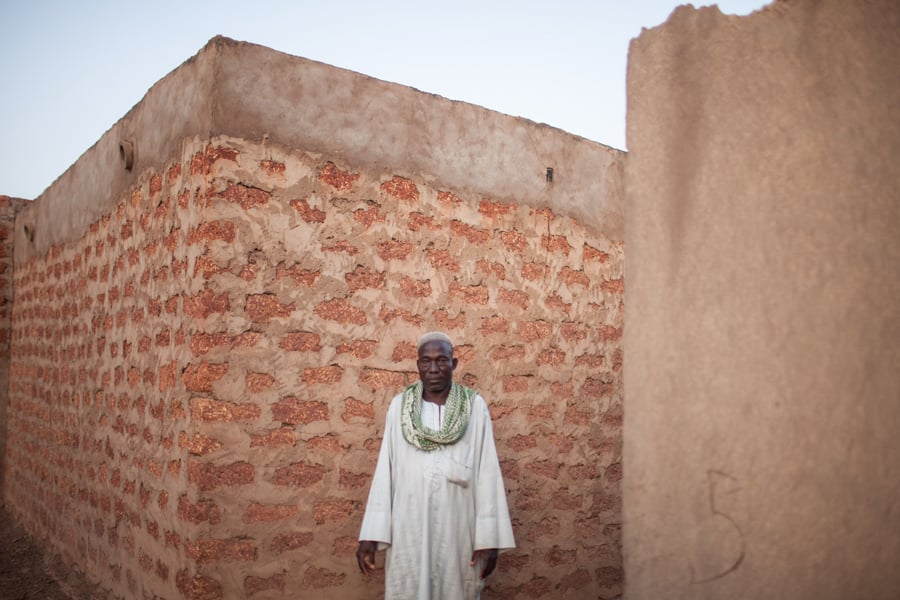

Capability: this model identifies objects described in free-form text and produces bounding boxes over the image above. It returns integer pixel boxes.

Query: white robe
[359,392,516,599]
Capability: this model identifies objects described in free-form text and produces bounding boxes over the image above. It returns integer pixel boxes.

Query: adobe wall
[0,195,28,493]
[624,1,900,598]
[5,38,625,599]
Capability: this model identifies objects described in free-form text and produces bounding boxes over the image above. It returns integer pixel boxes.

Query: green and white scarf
[400,382,475,451]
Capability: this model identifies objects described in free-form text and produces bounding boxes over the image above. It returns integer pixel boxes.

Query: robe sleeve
[472,397,516,552]
[358,397,396,548]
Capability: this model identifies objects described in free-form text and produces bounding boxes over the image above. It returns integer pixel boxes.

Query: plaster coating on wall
[624,1,900,598]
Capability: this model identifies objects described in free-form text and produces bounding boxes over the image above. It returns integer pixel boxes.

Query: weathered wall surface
[624,1,900,598]
[0,195,28,492]
[5,38,625,600]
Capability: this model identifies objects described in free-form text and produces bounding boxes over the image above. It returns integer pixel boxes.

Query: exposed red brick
[339,469,369,489]
[500,229,527,253]
[318,162,359,191]
[359,368,408,390]
[564,405,591,426]
[583,243,610,263]
[536,348,566,366]
[550,487,582,510]
[526,517,561,542]
[601,278,625,294]
[498,288,529,310]
[191,397,260,422]
[183,289,230,319]
[182,362,228,393]
[480,316,510,335]
[188,220,236,245]
[449,282,488,305]
[275,263,320,286]
[437,190,462,206]
[518,320,553,342]
[307,435,346,452]
[568,464,600,480]
[604,462,623,484]
[321,240,358,254]
[354,206,386,228]
[246,372,275,393]
[190,144,239,176]
[432,309,465,330]
[408,212,438,231]
[245,294,293,322]
[491,345,526,360]
[332,536,359,556]
[561,323,589,341]
[250,428,296,448]
[506,434,537,451]
[190,332,231,356]
[426,248,460,272]
[376,239,414,261]
[218,183,270,209]
[612,347,623,372]
[179,432,223,456]
[559,568,592,593]
[391,341,417,362]
[503,375,530,393]
[345,266,386,291]
[545,292,572,313]
[270,532,314,554]
[476,259,506,280]
[342,397,375,423]
[336,340,377,359]
[582,373,615,398]
[450,220,490,245]
[302,566,346,589]
[479,198,514,217]
[178,495,221,524]
[185,537,257,563]
[272,397,329,424]
[176,569,223,600]
[559,266,590,287]
[279,331,321,352]
[290,198,326,223]
[259,159,286,176]
[399,276,432,298]
[380,176,419,201]
[188,461,255,491]
[313,298,366,325]
[379,306,423,325]
[272,462,326,487]
[301,365,343,385]
[541,234,572,255]
[242,503,299,523]
[158,361,178,392]
[312,498,355,524]
[245,572,285,596]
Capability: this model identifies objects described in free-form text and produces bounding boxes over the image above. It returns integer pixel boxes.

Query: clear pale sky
[0,0,767,200]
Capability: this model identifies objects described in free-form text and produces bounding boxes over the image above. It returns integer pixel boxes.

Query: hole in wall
[119,140,135,171]
[546,167,554,183]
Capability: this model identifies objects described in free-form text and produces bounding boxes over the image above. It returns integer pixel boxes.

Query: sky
[0,0,768,200]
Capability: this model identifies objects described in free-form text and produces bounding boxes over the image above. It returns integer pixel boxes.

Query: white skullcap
[417,331,453,350]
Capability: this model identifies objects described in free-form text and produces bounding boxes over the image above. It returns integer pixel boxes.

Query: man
[357,332,515,599]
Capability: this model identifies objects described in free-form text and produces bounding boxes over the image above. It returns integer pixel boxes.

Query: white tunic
[359,392,516,599]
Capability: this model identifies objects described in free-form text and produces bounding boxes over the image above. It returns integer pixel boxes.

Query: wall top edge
[16,35,624,262]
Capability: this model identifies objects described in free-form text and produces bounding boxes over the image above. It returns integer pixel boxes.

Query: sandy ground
[0,504,105,600]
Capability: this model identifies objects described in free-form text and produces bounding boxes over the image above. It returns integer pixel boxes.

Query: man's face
[416,340,457,395]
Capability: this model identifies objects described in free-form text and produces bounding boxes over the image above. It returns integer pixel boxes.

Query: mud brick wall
[5,135,623,599]
[0,195,27,491]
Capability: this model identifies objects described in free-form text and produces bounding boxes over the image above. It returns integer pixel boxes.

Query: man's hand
[356,540,378,576]
[470,548,499,579]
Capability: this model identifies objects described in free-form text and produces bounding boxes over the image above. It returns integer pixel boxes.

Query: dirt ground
[0,504,105,600]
